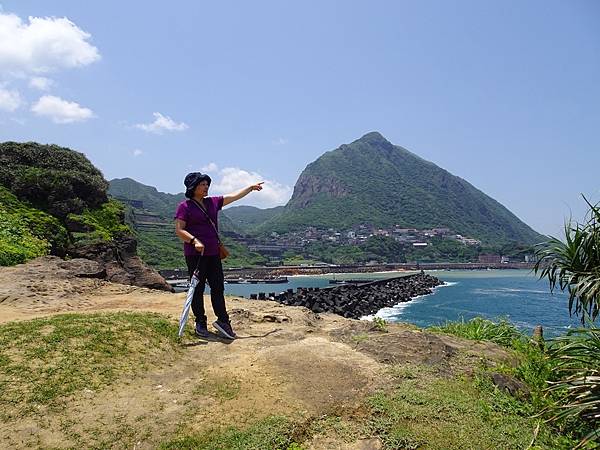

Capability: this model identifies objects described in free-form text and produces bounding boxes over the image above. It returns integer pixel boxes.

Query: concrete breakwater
[253,273,443,319]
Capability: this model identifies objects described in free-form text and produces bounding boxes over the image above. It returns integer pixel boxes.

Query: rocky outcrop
[69,235,173,291]
[57,258,106,278]
[288,174,350,208]
[253,273,443,319]
[490,372,531,400]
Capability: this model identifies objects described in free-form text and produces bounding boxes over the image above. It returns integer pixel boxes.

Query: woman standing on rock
[175,172,263,339]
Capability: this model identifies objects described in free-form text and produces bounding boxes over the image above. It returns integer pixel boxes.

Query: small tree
[534,196,600,324]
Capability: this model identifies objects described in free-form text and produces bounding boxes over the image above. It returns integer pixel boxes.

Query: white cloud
[135,112,189,134]
[31,95,94,123]
[203,163,292,208]
[132,149,143,157]
[201,162,218,172]
[29,76,54,90]
[0,12,100,76]
[0,86,23,111]
[273,137,288,145]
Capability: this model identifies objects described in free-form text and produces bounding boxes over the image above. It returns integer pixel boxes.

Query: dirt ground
[0,260,514,449]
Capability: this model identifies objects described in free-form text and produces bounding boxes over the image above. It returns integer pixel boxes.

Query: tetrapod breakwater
[249,273,443,319]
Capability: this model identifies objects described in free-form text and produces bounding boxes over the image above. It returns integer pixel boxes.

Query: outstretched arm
[223,182,264,207]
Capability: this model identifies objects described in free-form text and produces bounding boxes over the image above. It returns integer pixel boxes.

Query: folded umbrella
[178,271,200,337]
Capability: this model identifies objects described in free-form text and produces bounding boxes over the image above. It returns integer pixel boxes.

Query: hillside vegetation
[223,204,284,233]
[108,177,184,218]
[108,177,267,269]
[108,177,241,234]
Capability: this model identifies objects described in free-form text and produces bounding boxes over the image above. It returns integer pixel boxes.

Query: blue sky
[0,1,598,237]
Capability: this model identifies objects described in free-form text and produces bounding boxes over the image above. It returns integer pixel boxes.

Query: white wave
[471,288,517,297]
[471,287,549,297]
[370,270,418,275]
[497,288,548,294]
[361,300,417,321]
[286,273,326,279]
[360,288,436,321]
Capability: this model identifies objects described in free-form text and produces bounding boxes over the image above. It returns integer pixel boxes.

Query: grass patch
[429,317,551,398]
[350,332,369,344]
[163,363,578,449]
[305,414,362,444]
[0,312,179,421]
[159,415,301,450]
[194,375,242,402]
[429,316,523,347]
[429,317,599,447]
[366,363,577,449]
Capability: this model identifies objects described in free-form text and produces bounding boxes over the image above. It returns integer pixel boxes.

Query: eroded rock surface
[69,235,172,291]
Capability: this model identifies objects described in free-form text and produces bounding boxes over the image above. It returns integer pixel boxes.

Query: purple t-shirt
[174,196,224,256]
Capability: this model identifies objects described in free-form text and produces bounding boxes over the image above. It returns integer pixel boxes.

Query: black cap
[184,172,211,198]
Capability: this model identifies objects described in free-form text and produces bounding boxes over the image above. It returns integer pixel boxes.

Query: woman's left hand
[250,182,264,191]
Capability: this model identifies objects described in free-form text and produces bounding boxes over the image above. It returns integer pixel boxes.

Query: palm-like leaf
[534,196,600,323]
[534,197,600,446]
[546,328,600,446]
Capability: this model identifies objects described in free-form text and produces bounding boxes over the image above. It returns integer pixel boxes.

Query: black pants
[185,255,229,324]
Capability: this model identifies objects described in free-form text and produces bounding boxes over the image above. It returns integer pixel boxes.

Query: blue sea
[223,270,584,337]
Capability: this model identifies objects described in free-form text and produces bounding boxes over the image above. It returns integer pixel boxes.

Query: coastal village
[127,203,531,266]
[238,225,480,257]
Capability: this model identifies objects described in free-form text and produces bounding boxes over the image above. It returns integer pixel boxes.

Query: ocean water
[371,270,583,337]
[223,270,584,337]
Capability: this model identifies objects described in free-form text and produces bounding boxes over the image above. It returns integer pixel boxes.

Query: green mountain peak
[261,133,544,246]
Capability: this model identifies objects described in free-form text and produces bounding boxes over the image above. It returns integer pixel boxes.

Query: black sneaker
[213,320,237,340]
[195,322,210,338]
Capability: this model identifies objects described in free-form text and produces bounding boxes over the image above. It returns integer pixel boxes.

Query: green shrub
[68,199,131,244]
[0,141,108,219]
[0,186,69,265]
[0,213,49,265]
[372,317,388,332]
